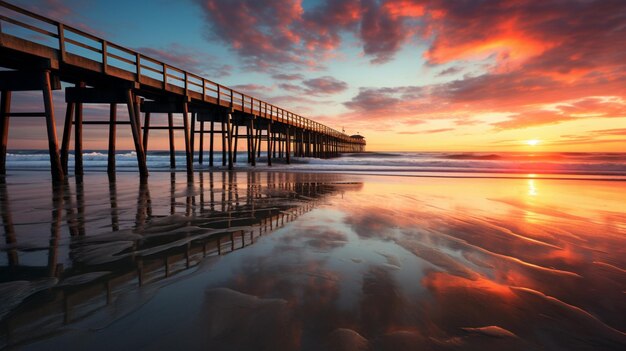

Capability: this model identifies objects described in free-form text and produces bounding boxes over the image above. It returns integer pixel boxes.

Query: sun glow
[526,139,540,146]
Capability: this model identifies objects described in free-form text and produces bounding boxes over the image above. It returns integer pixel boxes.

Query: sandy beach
[0,170,624,350]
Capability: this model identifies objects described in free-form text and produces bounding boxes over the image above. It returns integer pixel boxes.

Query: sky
[3,0,626,152]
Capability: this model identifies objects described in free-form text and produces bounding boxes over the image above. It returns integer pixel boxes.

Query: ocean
[6,150,626,179]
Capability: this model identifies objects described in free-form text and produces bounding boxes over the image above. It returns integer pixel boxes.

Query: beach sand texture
[0,171,624,350]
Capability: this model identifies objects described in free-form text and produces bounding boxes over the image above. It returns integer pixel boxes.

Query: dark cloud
[437,66,463,77]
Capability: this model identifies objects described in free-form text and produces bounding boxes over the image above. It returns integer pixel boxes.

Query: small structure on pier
[349,135,366,152]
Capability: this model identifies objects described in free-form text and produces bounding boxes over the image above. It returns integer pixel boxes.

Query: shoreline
[3,167,626,182]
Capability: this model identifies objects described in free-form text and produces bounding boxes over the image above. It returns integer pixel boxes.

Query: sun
[526,139,540,146]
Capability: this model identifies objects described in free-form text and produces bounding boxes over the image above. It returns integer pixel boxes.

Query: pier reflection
[0,171,359,348]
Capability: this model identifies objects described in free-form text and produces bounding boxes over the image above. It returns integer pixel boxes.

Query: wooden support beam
[42,71,64,182]
[233,124,239,164]
[196,112,214,122]
[0,71,60,91]
[285,127,290,164]
[142,126,185,130]
[182,102,193,174]
[209,120,214,167]
[267,122,272,166]
[246,124,251,164]
[142,112,150,152]
[126,90,148,177]
[107,104,116,175]
[66,87,128,104]
[199,121,205,164]
[6,112,47,117]
[74,90,84,176]
[141,101,184,113]
[167,112,175,168]
[73,120,126,125]
[60,102,74,174]
[226,112,234,170]
[272,131,277,159]
[249,117,256,167]
[190,112,196,164]
[221,118,226,167]
[0,90,10,175]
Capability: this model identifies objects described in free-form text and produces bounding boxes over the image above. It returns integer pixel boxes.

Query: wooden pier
[0,1,365,181]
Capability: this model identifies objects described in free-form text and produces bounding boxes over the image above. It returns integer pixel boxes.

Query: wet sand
[0,171,625,350]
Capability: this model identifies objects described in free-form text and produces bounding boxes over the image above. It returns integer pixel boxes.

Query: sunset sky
[5,0,626,152]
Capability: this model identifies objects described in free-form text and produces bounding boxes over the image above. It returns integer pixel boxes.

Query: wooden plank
[144,126,185,130]
[77,120,131,125]
[0,90,10,174]
[141,101,183,113]
[7,112,47,117]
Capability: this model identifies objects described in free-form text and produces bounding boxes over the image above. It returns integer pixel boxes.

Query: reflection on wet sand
[0,172,354,348]
[1,174,624,350]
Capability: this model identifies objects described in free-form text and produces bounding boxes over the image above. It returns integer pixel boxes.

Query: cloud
[194,0,310,70]
[190,0,626,136]
[193,0,426,69]
[343,86,425,113]
[135,44,232,78]
[302,76,348,95]
[492,111,574,130]
[359,0,423,64]
[589,128,626,136]
[272,73,305,81]
[231,84,273,96]
[492,97,626,130]
[398,128,454,135]
[436,66,463,77]
[278,83,305,94]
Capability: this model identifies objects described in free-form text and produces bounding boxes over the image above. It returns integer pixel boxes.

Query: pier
[0,1,366,182]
